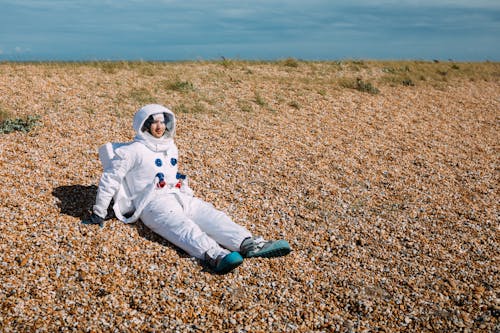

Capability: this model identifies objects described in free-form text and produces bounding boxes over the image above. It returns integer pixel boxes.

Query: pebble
[0,62,498,332]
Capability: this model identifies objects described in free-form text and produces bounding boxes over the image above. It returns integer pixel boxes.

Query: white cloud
[14,46,30,54]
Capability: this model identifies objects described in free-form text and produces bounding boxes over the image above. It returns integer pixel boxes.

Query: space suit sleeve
[93,148,135,219]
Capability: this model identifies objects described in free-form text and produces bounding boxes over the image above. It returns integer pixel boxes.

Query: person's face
[150,114,166,138]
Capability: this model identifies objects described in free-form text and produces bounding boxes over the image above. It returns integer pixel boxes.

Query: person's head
[133,104,175,140]
[142,113,168,138]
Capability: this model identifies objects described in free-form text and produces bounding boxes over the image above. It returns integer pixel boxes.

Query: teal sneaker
[240,237,291,258]
[206,251,243,274]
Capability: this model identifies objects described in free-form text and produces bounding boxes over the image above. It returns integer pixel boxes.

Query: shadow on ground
[52,184,190,260]
[52,184,98,220]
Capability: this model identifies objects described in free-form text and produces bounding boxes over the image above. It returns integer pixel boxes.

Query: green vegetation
[339,77,380,94]
[173,102,207,114]
[238,100,253,113]
[95,61,130,74]
[355,78,380,94]
[280,57,300,68]
[128,87,157,105]
[288,101,301,109]
[254,91,267,107]
[219,57,234,68]
[166,80,195,92]
[0,113,41,134]
[376,60,500,88]
[1,106,41,134]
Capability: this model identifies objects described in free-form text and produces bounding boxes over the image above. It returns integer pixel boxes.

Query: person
[84,104,290,273]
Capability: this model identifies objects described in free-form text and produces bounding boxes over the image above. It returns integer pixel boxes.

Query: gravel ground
[0,61,498,332]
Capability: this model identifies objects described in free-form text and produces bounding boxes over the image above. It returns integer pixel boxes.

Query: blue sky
[0,0,499,61]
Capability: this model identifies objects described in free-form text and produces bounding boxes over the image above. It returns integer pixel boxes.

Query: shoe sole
[246,240,291,258]
[214,252,244,274]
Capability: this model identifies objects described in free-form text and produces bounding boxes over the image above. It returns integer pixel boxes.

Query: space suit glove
[82,212,104,227]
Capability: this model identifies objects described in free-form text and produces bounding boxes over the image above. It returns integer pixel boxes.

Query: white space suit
[93,104,252,260]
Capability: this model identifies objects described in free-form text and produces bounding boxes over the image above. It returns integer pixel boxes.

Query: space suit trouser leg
[140,195,227,260]
[187,197,252,252]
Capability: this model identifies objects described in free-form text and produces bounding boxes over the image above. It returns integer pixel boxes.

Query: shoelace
[250,237,267,251]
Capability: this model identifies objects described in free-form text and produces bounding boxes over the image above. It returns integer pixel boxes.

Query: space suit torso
[120,141,180,195]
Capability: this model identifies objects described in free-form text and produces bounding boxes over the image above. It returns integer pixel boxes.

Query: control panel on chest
[152,151,178,188]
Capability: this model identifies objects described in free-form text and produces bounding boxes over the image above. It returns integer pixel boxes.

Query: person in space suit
[84,104,290,274]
